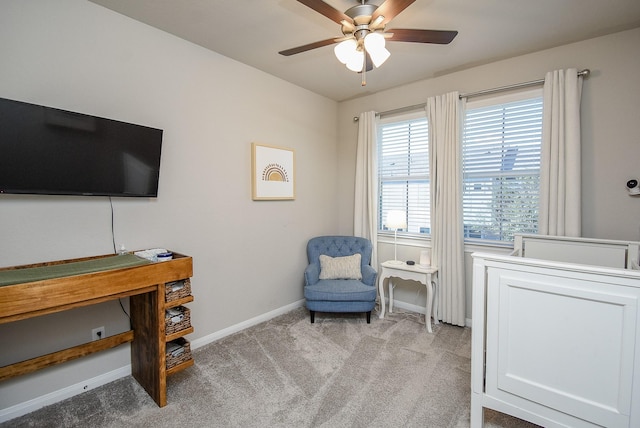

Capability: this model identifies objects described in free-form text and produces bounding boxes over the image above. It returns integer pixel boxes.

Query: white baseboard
[388,299,473,327]
[1,299,306,424]
[388,299,427,315]
[190,299,305,350]
[0,366,131,423]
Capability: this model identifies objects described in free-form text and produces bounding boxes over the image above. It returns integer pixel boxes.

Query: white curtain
[354,111,379,268]
[427,92,466,326]
[539,68,584,236]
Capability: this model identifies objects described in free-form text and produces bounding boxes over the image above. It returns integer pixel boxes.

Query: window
[378,113,430,235]
[462,90,543,243]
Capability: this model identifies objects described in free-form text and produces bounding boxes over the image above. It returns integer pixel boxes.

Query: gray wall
[0,0,339,411]
[337,27,640,321]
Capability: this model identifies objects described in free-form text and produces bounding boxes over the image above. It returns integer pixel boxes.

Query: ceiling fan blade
[278,38,338,56]
[295,0,352,25]
[371,0,416,27]
[387,29,458,44]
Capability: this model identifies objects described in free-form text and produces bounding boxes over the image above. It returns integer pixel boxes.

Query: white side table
[378,261,439,333]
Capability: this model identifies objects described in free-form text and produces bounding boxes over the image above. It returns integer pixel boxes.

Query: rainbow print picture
[251,143,295,200]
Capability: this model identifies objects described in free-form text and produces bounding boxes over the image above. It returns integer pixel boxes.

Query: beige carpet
[2,308,539,427]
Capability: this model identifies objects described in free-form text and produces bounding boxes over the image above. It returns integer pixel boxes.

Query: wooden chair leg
[310,310,315,323]
[366,311,371,324]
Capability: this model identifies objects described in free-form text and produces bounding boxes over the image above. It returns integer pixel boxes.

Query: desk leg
[378,273,386,319]
[425,273,433,333]
[130,286,166,407]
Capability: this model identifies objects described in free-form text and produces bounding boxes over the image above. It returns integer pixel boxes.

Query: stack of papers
[134,248,169,262]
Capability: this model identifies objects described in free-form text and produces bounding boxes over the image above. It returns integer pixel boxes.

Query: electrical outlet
[91,326,105,341]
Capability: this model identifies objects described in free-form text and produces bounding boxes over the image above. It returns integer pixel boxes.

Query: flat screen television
[0,97,163,197]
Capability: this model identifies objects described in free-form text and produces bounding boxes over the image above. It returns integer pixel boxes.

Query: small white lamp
[386,210,407,264]
[419,249,431,267]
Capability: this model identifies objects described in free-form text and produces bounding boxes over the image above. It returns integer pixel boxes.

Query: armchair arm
[304,263,320,286]
[361,265,377,287]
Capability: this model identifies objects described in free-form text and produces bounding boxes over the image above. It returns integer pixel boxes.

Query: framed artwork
[251,143,295,200]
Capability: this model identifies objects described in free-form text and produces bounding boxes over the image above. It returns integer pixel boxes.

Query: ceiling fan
[279,0,458,83]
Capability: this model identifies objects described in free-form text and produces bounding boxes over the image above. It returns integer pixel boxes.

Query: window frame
[377,110,431,239]
[462,88,544,245]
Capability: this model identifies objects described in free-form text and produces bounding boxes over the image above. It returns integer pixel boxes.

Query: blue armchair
[304,236,378,323]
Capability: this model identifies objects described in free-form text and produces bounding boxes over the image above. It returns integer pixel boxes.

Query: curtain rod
[353,103,425,122]
[459,69,590,99]
[353,69,590,122]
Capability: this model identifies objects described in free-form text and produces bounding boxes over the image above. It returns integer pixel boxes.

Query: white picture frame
[251,143,295,200]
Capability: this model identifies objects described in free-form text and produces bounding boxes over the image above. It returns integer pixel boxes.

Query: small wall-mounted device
[626,179,640,196]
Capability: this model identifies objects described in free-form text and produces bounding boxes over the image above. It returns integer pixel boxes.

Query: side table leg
[389,279,394,313]
[433,276,439,326]
[425,275,433,333]
[378,274,386,319]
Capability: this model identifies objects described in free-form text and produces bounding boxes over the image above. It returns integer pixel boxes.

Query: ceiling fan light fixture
[364,32,390,67]
[369,46,390,68]
[364,31,385,51]
[334,39,357,64]
[346,49,365,72]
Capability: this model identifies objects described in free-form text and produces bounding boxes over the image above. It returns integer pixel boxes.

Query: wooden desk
[0,252,194,407]
[378,261,439,333]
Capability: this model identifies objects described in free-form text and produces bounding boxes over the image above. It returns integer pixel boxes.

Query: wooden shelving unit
[162,282,195,377]
[0,251,194,407]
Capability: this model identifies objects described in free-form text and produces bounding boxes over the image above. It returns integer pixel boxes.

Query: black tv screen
[0,97,163,197]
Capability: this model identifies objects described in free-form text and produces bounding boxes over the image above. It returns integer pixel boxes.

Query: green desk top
[0,254,151,287]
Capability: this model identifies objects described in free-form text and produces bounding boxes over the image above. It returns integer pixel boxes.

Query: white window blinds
[462,92,543,242]
[378,115,430,234]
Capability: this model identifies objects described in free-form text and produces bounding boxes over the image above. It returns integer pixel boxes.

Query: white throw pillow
[319,253,362,280]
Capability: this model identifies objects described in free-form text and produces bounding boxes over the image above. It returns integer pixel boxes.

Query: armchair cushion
[304,279,376,302]
[319,254,362,280]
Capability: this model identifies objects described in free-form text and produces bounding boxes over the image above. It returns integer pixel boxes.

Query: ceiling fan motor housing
[342,3,381,43]
[342,4,378,32]
[345,3,378,22]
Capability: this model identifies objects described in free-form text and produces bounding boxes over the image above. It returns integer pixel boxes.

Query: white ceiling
[89,0,640,102]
